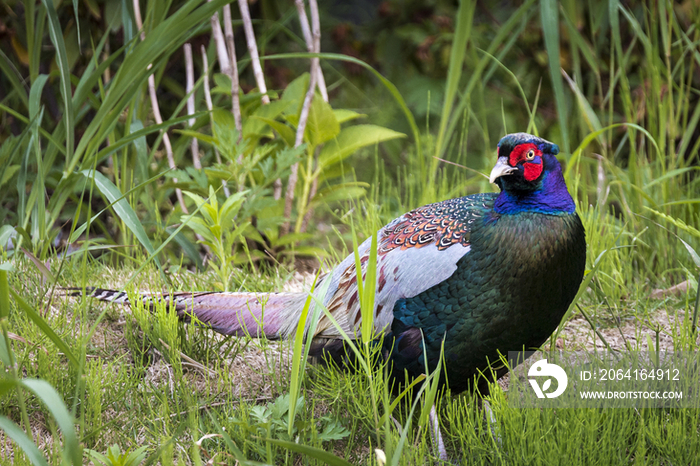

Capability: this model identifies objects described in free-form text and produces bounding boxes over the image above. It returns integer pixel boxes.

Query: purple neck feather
[494,158,576,215]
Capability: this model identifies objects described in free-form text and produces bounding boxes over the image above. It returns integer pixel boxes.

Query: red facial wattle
[523,160,543,181]
[508,143,543,182]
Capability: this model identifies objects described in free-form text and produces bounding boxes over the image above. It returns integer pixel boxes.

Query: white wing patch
[312,214,472,339]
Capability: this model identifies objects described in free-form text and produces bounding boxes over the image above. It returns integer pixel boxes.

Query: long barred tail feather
[65,287,307,340]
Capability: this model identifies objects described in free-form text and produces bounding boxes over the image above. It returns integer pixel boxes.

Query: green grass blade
[540,0,569,154]
[361,231,377,345]
[0,50,29,110]
[21,379,81,466]
[92,112,207,166]
[441,0,536,162]
[28,75,49,123]
[0,267,9,320]
[71,168,173,242]
[8,288,80,368]
[41,0,74,165]
[264,438,354,466]
[80,169,159,264]
[68,0,231,175]
[0,416,49,466]
[287,268,327,438]
[432,0,476,188]
[564,124,660,181]
[562,69,602,133]
[0,104,66,156]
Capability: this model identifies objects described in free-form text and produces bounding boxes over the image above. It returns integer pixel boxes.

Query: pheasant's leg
[428,405,448,461]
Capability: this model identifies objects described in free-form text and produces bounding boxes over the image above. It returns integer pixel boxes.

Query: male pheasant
[80,133,586,394]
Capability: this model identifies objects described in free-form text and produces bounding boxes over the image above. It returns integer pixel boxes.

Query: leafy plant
[181,187,250,291]
[86,445,149,466]
[225,393,349,462]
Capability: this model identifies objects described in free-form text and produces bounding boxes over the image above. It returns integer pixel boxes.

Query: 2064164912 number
[597,368,680,381]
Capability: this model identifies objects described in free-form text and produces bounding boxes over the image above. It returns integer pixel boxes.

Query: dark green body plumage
[388,193,586,393]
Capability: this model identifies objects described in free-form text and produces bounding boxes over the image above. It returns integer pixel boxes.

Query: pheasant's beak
[489,157,516,184]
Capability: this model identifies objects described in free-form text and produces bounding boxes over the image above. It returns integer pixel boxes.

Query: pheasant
[77,132,586,395]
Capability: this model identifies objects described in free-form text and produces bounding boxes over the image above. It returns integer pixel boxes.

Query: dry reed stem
[184,43,201,169]
[201,46,232,197]
[294,0,328,102]
[236,0,280,197]
[223,4,243,135]
[283,0,322,234]
[133,0,188,213]
[207,0,231,75]
[237,0,270,105]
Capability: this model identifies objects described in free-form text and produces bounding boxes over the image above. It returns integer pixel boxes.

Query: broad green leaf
[262,52,421,161]
[212,110,242,160]
[281,73,310,117]
[333,108,366,124]
[220,191,248,229]
[104,0,123,31]
[244,100,293,136]
[182,191,207,209]
[311,183,368,205]
[253,117,295,147]
[273,232,314,247]
[306,96,340,146]
[318,125,405,169]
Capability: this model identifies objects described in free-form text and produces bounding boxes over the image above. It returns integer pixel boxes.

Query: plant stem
[223,4,243,137]
[201,46,232,198]
[184,43,201,169]
[237,0,269,105]
[283,0,321,235]
[133,0,188,213]
[0,271,32,439]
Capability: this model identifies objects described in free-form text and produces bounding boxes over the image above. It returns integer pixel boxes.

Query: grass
[0,256,699,465]
[1,0,700,464]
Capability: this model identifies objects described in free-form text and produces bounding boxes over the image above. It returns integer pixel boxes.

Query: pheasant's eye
[526,150,535,161]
